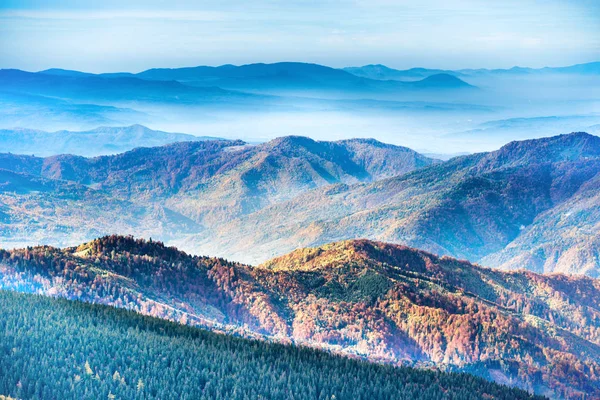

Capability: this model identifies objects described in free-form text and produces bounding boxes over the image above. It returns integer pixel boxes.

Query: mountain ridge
[0,135,437,249]
[343,61,600,81]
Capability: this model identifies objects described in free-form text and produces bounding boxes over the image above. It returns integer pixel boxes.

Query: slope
[0,235,598,398]
[0,289,543,400]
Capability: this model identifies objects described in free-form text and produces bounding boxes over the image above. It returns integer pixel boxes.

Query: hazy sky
[0,0,598,72]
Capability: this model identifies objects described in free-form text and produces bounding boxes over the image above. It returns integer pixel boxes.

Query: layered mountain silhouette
[36,62,476,94]
[1,235,598,398]
[0,63,484,134]
[0,69,258,105]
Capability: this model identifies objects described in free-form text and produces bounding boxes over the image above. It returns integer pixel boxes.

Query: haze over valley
[1,61,599,155]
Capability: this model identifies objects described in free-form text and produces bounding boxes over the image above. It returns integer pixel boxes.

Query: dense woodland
[0,290,545,400]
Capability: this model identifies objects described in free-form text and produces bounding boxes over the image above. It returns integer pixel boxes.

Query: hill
[189,132,600,275]
[0,235,598,398]
[0,290,543,400]
[0,125,221,157]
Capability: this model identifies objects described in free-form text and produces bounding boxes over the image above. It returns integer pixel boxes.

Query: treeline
[0,290,543,400]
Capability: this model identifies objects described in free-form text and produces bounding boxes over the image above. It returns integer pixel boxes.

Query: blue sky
[0,0,598,72]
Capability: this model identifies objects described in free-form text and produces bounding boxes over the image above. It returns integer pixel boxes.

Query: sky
[0,0,598,72]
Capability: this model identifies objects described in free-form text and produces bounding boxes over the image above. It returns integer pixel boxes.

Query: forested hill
[0,290,543,400]
[1,235,600,398]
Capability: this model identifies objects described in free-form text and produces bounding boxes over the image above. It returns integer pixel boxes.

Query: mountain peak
[259,239,440,274]
[72,235,188,261]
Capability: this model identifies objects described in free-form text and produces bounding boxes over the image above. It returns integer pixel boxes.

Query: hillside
[187,132,600,275]
[0,289,543,400]
[0,136,436,235]
[0,235,599,398]
[0,170,196,250]
[0,125,221,157]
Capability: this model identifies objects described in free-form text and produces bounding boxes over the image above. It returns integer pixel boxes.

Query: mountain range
[38,62,475,94]
[1,131,600,277]
[0,135,435,248]
[1,235,598,398]
[1,62,600,400]
[0,63,489,142]
[344,61,600,81]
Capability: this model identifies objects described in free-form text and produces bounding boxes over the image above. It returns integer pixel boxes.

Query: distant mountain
[0,235,597,398]
[0,136,436,246]
[0,69,261,106]
[185,132,600,276]
[0,289,544,400]
[459,61,600,76]
[407,73,473,89]
[0,65,482,134]
[0,124,221,157]
[343,61,600,81]
[36,62,477,95]
[3,132,600,277]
